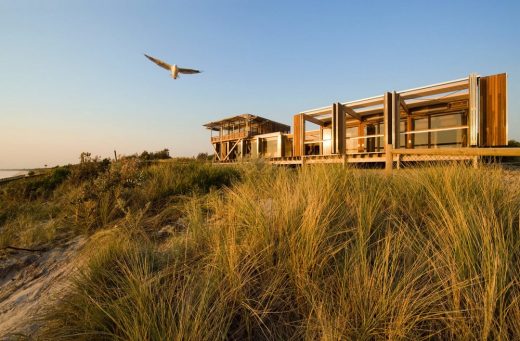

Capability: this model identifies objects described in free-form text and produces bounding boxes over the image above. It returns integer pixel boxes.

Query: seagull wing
[178,67,201,74]
[144,54,172,71]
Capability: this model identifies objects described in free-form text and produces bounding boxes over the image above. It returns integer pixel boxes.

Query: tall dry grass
[37,163,520,340]
[0,160,239,249]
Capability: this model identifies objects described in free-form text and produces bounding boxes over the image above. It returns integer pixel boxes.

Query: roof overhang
[203,114,289,131]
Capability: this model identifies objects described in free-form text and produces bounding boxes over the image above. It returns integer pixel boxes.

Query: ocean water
[0,170,27,180]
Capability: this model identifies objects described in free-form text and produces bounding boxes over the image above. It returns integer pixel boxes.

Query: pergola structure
[204,114,290,161]
[293,73,507,155]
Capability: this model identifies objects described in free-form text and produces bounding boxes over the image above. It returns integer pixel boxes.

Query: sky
[1,0,519,168]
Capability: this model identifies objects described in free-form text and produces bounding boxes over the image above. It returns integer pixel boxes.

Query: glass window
[414,118,429,148]
[430,113,464,148]
[322,128,331,155]
[284,138,293,157]
[376,122,384,152]
[261,138,278,157]
[400,120,406,148]
[251,140,258,158]
[346,126,358,152]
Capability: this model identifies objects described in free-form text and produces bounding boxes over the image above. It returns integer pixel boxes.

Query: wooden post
[332,103,346,155]
[277,133,283,157]
[386,144,393,174]
[293,114,305,157]
[468,73,479,146]
[225,142,229,161]
[358,121,365,152]
[384,92,394,174]
[384,92,393,146]
[338,103,345,155]
[472,156,479,169]
[406,115,413,148]
[219,126,224,160]
[392,92,401,149]
[319,126,324,155]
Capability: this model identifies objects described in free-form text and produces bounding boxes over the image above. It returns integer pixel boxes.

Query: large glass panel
[262,138,278,157]
[430,113,464,148]
[400,120,406,148]
[414,118,429,148]
[346,126,358,153]
[284,138,293,157]
[250,140,258,158]
[365,124,376,152]
[322,128,332,155]
[376,122,384,152]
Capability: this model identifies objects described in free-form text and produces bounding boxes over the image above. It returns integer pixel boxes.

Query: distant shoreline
[0,170,29,180]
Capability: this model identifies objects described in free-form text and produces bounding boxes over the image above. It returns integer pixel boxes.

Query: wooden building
[205,73,517,168]
[204,114,290,162]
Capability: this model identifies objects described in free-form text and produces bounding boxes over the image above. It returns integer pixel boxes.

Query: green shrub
[139,148,172,161]
[508,139,520,147]
[18,166,71,199]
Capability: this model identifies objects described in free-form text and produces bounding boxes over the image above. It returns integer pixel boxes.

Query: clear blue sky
[1,0,519,168]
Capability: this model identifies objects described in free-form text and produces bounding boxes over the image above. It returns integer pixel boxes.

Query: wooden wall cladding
[293,114,303,156]
[480,73,507,146]
[331,103,345,154]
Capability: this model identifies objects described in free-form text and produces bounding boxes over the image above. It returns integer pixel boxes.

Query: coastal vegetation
[1,156,520,339]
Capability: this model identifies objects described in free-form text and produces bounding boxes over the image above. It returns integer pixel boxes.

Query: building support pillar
[277,133,283,158]
[469,73,479,146]
[472,156,479,169]
[332,103,345,155]
[384,92,394,173]
[256,137,261,157]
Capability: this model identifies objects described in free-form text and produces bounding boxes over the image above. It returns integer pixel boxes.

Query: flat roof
[300,76,473,118]
[203,114,290,131]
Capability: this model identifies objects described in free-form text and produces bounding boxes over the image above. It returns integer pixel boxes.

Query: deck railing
[211,131,249,142]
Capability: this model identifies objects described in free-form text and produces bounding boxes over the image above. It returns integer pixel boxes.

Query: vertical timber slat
[384,92,393,173]
[469,73,479,146]
[480,73,507,146]
[358,121,365,152]
[392,92,400,149]
[331,104,337,154]
[332,103,346,155]
[293,114,303,157]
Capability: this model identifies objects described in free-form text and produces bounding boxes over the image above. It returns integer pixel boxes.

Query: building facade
[204,73,511,166]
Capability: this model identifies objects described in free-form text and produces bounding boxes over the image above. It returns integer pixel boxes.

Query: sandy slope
[0,236,86,339]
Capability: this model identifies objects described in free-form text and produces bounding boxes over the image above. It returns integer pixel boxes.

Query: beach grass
[2,159,520,339]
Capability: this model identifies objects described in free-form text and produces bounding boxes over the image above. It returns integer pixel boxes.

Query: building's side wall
[210,73,509,161]
[480,73,507,146]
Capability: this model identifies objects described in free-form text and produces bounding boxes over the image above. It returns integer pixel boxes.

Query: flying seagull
[144,54,201,79]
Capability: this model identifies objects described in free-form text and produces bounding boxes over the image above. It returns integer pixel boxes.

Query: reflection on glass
[322,128,332,155]
[346,126,358,152]
[400,120,406,147]
[412,112,466,148]
[262,139,278,157]
[414,118,429,148]
[284,138,292,157]
[251,140,258,158]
